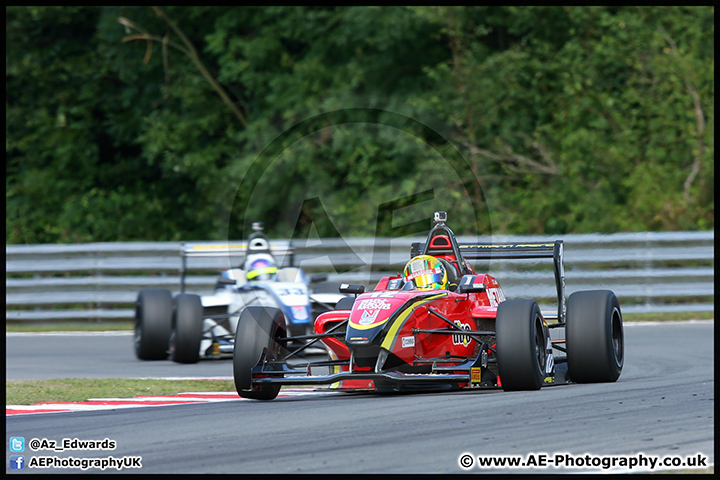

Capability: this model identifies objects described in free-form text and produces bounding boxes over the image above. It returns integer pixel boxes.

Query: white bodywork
[197,268,344,355]
[181,232,346,358]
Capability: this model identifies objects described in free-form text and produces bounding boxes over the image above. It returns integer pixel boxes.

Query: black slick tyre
[566,290,624,383]
[134,289,172,360]
[233,306,286,400]
[169,293,203,364]
[496,299,546,391]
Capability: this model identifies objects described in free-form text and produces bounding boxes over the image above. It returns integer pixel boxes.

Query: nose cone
[345,293,412,345]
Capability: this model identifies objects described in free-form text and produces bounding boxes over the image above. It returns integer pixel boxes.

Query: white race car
[134,223,347,363]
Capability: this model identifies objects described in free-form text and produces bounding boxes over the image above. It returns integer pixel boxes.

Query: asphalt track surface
[5,321,714,473]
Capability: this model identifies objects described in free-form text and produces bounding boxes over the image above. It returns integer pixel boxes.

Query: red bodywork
[237,213,576,399]
[315,270,506,390]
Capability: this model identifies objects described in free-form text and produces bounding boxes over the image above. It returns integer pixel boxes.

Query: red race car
[233,211,624,400]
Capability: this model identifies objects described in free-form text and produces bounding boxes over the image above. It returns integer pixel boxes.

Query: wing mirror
[456,275,486,294]
[339,284,365,295]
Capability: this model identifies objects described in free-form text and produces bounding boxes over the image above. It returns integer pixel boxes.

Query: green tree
[6,6,713,244]
[415,6,713,233]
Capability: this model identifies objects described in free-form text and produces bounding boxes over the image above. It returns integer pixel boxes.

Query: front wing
[246,349,570,390]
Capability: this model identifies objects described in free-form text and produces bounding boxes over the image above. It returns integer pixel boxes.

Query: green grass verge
[6,378,236,406]
[6,384,714,475]
[622,310,714,322]
[5,311,713,405]
[655,466,714,474]
[6,321,135,332]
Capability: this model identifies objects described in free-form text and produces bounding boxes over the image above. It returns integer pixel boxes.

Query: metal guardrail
[5,231,714,322]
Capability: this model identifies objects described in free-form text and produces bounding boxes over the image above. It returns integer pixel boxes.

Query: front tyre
[566,290,624,383]
[496,299,547,391]
[169,293,203,364]
[134,289,172,360]
[233,306,286,400]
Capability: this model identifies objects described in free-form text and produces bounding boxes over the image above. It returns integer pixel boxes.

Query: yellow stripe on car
[380,293,446,351]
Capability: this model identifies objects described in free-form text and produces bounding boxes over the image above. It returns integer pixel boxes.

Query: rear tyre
[134,289,172,360]
[169,293,203,364]
[233,306,286,400]
[496,299,546,391]
[566,290,624,383]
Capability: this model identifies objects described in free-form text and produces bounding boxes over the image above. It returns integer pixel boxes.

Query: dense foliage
[6,6,714,243]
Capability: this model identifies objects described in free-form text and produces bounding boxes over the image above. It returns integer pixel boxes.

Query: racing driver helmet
[244,254,278,282]
[402,255,448,291]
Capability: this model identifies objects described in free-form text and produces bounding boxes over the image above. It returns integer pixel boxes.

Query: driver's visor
[408,270,444,289]
[246,267,278,279]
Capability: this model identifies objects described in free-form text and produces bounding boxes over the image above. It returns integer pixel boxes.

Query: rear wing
[411,240,566,323]
[179,242,295,293]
